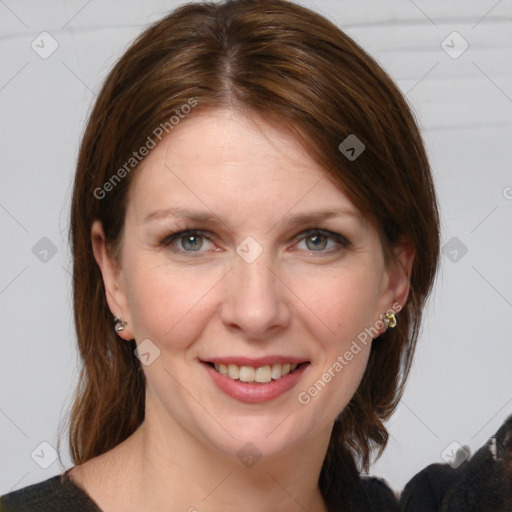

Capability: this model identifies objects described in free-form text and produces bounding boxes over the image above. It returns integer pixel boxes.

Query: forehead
[126,108,361,225]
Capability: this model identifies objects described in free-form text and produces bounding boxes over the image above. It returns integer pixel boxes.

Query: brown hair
[65,0,439,506]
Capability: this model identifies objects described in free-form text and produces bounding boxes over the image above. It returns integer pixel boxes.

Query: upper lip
[201,356,309,366]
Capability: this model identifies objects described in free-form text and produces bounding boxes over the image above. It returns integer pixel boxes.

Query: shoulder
[0,471,102,512]
[324,452,399,511]
[356,475,400,511]
[400,414,512,511]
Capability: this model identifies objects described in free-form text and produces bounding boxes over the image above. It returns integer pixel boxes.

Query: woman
[1,0,440,510]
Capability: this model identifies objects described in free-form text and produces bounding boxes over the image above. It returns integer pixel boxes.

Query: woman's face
[93,108,410,461]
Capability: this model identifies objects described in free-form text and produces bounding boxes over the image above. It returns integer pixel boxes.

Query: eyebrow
[143,206,363,228]
[144,207,221,224]
[279,208,363,228]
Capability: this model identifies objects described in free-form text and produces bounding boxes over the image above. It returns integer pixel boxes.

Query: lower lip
[202,362,310,403]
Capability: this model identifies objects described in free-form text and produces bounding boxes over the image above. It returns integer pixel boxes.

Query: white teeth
[239,366,255,382]
[212,362,301,383]
[271,364,282,380]
[255,365,272,383]
[228,364,239,379]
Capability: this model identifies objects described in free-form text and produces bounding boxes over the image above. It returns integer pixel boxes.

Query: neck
[121,403,331,512]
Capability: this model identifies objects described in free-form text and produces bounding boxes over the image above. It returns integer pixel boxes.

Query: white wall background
[1,0,511,496]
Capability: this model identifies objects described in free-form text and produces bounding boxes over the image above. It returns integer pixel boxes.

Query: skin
[69,108,413,512]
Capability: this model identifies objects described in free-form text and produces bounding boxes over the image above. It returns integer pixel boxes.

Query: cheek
[290,264,383,346]
[124,259,225,348]
[293,269,377,420]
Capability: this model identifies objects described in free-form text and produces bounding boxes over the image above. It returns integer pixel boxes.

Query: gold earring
[113,316,127,333]
[384,312,397,329]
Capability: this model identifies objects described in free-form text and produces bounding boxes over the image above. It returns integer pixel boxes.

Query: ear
[91,220,134,340]
[374,239,415,332]
[389,240,415,308]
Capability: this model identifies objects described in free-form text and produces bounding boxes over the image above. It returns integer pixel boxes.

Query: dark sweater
[0,470,101,511]
[2,415,511,511]
[0,471,399,512]
[400,414,512,511]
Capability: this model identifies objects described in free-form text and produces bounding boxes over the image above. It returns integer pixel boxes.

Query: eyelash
[160,227,350,256]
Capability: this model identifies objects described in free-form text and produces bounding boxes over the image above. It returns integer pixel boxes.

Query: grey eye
[305,234,327,251]
[181,234,203,251]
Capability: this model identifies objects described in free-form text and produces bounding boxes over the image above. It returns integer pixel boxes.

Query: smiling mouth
[204,362,308,383]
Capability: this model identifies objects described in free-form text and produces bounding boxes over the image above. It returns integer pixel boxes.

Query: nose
[219,252,291,340]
